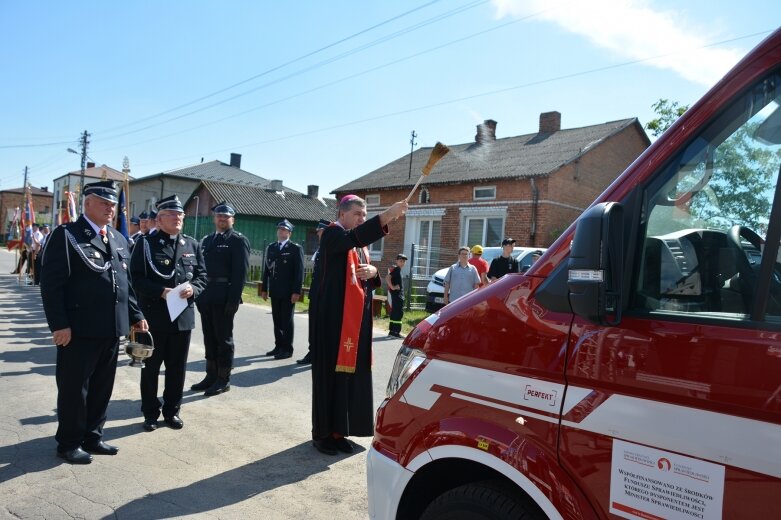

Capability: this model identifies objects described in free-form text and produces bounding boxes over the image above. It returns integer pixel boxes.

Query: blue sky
[1,1,778,200]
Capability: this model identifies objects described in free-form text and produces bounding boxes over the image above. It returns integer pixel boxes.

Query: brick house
[333,112,649,274]
[1,186,54,241]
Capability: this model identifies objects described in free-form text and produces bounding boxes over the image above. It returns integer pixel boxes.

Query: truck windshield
[635,71,781,318]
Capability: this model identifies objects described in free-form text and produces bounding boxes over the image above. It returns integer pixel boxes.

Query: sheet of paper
[166,282,190,321]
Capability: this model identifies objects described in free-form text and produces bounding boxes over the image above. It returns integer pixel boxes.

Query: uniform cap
[149,210,158,220]
[501,237,516,246]
[138,211,149,220]
[83,181,118,203]
[155,195,184,213]
[316,219,330,231]
[277,219,294,231]
[130,216,141,224]
[211,201,236,216]
[470,244,483,254]
[42,224,50,229]
[396,253,408,260]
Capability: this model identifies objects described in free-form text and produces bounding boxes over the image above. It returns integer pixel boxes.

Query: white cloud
[491,0,745,86]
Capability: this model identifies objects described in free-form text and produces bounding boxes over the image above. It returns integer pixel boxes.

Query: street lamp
[67,147,93,206]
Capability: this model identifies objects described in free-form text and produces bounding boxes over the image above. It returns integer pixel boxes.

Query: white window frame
[367,210,383,259]
[366,194,380,206]
[460,206,507,247]
[473,186,496,201]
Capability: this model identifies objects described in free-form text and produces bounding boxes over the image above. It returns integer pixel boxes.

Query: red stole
[336,247,370,373]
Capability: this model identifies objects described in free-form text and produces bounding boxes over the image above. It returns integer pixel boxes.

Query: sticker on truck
[609,439,725,520]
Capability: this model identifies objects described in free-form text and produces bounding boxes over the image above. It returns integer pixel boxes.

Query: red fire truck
[369,28,781,520]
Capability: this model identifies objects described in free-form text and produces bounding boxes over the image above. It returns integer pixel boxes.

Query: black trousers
[389,291,404,334]
[271,296,294,354]
[55,336,119,451]
[140,329,191,420]
[199,303,236,369]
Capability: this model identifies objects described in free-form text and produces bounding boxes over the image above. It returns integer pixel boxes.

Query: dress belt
[208,277,230,283]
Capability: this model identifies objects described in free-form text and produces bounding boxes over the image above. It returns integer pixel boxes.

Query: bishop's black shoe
[313,438,338,456]
[334,437,354,454]
[265,348,280,356]
[296,352,312,365]
[57,447,93,464]
[143,420,158,432]
[274,351,293,360]
[83,441,119,455]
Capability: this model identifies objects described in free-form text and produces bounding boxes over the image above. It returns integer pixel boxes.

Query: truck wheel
[420,480,544,520]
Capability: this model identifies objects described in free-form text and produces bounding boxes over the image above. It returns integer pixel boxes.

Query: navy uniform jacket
[261,240,304,297]
[129,231,207,333]
[40,216,144,337]
[198,228,250,305]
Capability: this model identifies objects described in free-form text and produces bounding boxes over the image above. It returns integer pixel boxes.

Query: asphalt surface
[0,248,406,519]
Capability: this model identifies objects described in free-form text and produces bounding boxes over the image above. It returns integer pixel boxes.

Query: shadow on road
[106,440,364,519]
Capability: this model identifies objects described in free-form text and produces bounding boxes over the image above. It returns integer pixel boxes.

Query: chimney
[87,161,96,169]
[539,111,561,133]
[475,119,497,144]
[229,153,242,168]
[269,179,283,191]
[41,186,49,192]
[307,185,319,198]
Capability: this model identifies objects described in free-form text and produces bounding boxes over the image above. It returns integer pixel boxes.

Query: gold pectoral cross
[343,337,354,352]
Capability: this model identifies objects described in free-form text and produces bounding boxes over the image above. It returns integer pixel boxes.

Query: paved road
[0,248,405,519]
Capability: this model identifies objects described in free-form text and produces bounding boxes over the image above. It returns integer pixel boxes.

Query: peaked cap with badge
[211,201,236,216]
[83,180,118,203]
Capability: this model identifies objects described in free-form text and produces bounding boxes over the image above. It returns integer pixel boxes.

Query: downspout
[159,174,165,199]
[530,177,538,246]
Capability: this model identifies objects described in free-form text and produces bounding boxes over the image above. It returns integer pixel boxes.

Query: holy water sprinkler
[406,142,450,202]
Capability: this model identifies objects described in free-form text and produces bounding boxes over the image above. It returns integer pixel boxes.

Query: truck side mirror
[568,202,624,325]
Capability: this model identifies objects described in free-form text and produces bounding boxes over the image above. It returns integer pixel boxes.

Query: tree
[645,99,689,137]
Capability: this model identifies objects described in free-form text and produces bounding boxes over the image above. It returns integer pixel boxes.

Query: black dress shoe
[143,420,158,432]
[335,437,354,454]
[83,441,119,455]
[164,415,184,429]
[313,438,338,456]
[274,351,293,360]
[296,352,312,365]
[265,348,280,356]
[57,447,93,464]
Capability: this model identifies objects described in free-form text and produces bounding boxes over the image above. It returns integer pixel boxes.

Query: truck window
[633,71,781,318]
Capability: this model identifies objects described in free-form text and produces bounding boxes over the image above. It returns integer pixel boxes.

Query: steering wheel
[727,225,781,312]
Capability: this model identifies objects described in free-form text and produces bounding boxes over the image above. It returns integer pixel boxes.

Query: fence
[402,244,459,310]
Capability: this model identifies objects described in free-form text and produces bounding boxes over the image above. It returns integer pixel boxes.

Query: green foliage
[645,99,689,137]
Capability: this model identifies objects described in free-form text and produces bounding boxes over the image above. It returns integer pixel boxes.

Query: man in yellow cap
[468,244,489,287]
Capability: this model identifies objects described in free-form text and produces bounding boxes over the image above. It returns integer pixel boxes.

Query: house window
[367,211,383,258]
[473,186,496,200]
[366,194,380,206]
[465,217,503,247]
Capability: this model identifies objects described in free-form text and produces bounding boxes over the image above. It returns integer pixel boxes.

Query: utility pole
[78,130,90,206]
[408,130,417,180]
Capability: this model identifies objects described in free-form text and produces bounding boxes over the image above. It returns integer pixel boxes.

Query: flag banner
[116,186,128,238]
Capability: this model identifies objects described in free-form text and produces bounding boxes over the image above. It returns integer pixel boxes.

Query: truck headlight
[386,346,426,399]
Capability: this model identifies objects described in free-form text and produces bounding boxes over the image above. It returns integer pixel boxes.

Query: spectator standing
[261,219,305,360]
[468,244,489,287]
[385,253,407,337]
[192,201,250,395]
[487,238,520,282]
[444,247,480,305]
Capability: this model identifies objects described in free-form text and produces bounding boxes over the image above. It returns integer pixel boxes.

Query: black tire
[420,480,546,520]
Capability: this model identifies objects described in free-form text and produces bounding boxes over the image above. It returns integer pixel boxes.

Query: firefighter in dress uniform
[129,195,206,432]
[191,201,250,395]
[261,219,304,360]
[40,181,148,464]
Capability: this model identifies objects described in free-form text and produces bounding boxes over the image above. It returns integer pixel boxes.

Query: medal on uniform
[102,235,108,244]
[180,239,185,246]
[122,262,127,270]
[164,259,170,265]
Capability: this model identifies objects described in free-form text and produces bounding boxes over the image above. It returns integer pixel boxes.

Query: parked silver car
[425,247,545,311]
